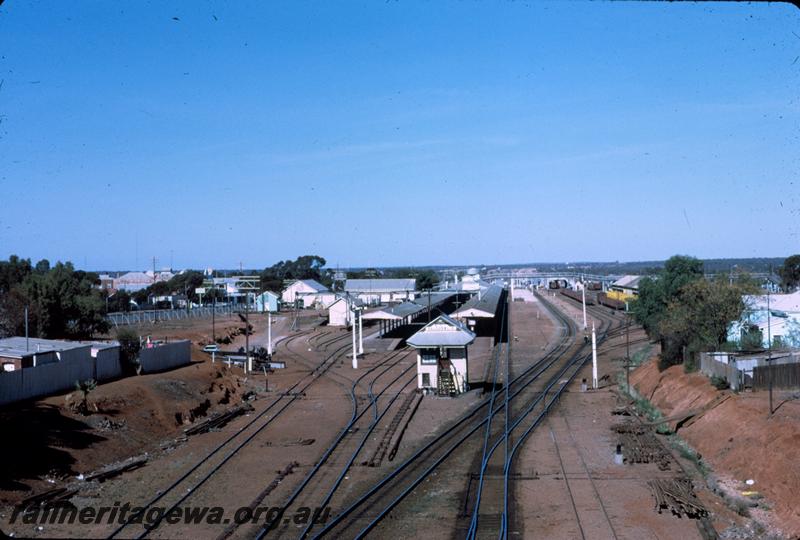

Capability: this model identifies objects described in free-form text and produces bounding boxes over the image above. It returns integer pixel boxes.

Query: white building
[729,291,800,348]
[407,314,476,396]
[327,295,363,327]
[281,279,330,308]
[344,278,416,305]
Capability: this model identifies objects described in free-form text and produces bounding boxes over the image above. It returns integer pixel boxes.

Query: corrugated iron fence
[753,362,800,391]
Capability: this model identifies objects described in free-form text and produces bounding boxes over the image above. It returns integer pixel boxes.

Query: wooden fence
[753,362,800,391]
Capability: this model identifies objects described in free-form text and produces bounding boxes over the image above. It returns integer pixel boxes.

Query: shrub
[710,375,730,390]
[116,327,142,375]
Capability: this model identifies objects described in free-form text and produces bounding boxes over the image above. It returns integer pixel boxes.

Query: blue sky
[0,1,798,270]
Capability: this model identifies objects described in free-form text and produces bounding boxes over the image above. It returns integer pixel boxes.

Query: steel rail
[310,292,577,539]
[255,347,414,538]
[131,334,356,539]
[466,298,509,539]
[105,327,316,539]
[109,328,352,539]
[296,371,417,539]
[497,301,623,539]
[353,306,591,539]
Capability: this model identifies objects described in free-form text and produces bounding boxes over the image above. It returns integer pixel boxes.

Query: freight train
[560,288,595,305]
[597,292,626,310]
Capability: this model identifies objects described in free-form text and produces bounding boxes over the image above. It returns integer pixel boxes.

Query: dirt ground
[632,358,800,538]
[0,310,314,534]
[6,295,795,539]
[0,307,486,539]
[509,293,706,540]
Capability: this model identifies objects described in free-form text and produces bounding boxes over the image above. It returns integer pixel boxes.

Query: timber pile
[184,403,253,436]
[85,456,148,483]
[648,478,708,519]
[19,487,78,511]
[612,423,671,471]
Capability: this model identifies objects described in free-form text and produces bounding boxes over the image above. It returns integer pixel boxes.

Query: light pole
[267,307,273,357]
[351,307,359,369]
[358,307,364,355]
[591,323,598,389]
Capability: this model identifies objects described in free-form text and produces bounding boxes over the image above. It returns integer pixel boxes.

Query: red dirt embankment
[631,359,800,537]
[0,360,243,504]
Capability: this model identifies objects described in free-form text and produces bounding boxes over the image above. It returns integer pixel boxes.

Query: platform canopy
[410,292,456,309]
[407,314,476,348]
[450,285,503,319]
[361,301,425,321]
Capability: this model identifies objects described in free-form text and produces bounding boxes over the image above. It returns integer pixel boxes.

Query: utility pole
[767,286,773,415]
[591,323,598,389]
[212,287,216,344]
[152,256,158,322]
[25,306,29,352]
[241,262,251,374]
[625,313,631,391]
[581,284,587,330]
[427,289,432,323]
[351,308,358,369]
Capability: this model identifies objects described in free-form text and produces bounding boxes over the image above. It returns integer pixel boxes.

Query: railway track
[106,326,355,539]
[253,346,417,539]
[468,298,624,539]
[307,290,598,539]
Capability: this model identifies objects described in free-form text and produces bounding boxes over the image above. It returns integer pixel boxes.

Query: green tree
[630,255,704,341]
[779,254,800,291]
[0,255,32,294]
[657,277,757,369]
[260,255,328,291]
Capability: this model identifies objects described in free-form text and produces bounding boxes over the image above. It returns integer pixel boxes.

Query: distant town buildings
[344,278,416,305]
[111,270,175,292]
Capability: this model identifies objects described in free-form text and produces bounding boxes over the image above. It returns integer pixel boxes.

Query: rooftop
[612,275,643,290]
[362,301,425,321]
[0,337,91,359]
[345,278,416,293]
[451,285,504,319]
[294,279,329,292]
[407,314,476,348]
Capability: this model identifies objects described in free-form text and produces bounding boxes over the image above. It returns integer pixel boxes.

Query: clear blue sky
[1,1,798,270]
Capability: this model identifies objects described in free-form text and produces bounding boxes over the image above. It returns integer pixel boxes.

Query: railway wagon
[560,288,595,305]
[597,292,626,310]
[548,279,568,289]
[586,281,603,291]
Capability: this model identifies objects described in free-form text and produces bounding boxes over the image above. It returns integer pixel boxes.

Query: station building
[407,314,476,396]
